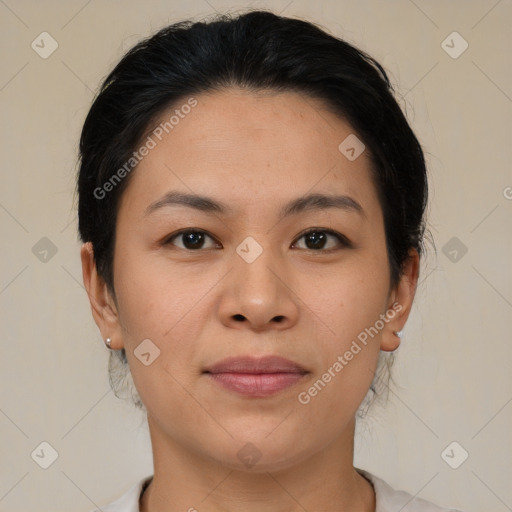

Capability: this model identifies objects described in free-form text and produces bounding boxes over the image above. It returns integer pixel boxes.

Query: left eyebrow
[280,193,365,220]
[144,191,365,220]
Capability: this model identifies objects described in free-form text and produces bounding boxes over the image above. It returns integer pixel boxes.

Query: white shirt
[89,468,464,512]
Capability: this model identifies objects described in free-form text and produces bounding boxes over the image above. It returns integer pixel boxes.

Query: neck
[140,415,375,512]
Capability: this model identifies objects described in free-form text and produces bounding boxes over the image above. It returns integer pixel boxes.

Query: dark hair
[76,9,428,413]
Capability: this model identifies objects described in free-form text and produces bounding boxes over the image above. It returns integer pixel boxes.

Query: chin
[209,434,317,475]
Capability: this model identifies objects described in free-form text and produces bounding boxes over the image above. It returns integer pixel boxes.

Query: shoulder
[357,468,465,512]
[88,475,153,512]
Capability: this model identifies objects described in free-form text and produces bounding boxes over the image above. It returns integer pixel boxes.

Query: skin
[81,88,419,512]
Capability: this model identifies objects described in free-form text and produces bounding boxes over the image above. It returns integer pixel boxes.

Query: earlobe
[380,249,420,352]
[80,242,122,348]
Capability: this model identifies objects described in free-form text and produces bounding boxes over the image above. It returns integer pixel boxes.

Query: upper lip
[204,355,308,374]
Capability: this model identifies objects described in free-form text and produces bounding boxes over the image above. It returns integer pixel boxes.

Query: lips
[203,355,308,397]
[204,355,307,374]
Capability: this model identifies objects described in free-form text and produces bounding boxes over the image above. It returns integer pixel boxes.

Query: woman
[78,9,463,512]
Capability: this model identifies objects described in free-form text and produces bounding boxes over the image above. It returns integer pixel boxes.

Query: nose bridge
[234,234,282,302]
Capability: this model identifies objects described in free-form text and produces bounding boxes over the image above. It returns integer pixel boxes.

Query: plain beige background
[0,0,511,511]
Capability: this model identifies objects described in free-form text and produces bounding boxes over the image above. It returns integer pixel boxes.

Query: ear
[80,242,124,350]
[380,248,420,352]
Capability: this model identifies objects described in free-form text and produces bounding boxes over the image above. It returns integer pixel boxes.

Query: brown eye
[165,230,219,250]
[292,229,351,251]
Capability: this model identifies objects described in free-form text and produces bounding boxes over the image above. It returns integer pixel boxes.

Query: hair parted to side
[76,9,429,416]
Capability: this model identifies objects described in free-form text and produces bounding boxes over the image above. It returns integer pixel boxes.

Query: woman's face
[85,88,417,472]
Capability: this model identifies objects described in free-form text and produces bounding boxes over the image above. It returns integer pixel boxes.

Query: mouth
[203,355,308,397]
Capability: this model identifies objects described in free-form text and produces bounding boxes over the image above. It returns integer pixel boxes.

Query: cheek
[114,259,207,420]
[112,248,217,381]
[113,244,191,337]
[294,261,388,419]
[308,253,390,346]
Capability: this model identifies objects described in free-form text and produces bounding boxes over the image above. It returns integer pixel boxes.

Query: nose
[217,243,300,333]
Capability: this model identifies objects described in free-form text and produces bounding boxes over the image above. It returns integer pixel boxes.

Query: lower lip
[206,372,306,397]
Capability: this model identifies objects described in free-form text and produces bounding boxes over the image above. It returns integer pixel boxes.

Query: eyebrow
[144,191,365,220]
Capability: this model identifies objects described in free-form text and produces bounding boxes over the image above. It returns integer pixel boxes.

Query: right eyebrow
[144,191,232,217]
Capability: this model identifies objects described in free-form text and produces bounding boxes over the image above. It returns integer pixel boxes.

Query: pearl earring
[105,337,112,349]
[393,330,403,338]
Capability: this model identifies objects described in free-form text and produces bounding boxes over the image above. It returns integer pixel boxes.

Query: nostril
[231,314,285,323]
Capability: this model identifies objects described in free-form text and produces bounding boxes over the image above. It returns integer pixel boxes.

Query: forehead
[117,88,380,221]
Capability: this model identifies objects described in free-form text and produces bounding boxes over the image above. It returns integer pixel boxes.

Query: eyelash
[163,228,352,252]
